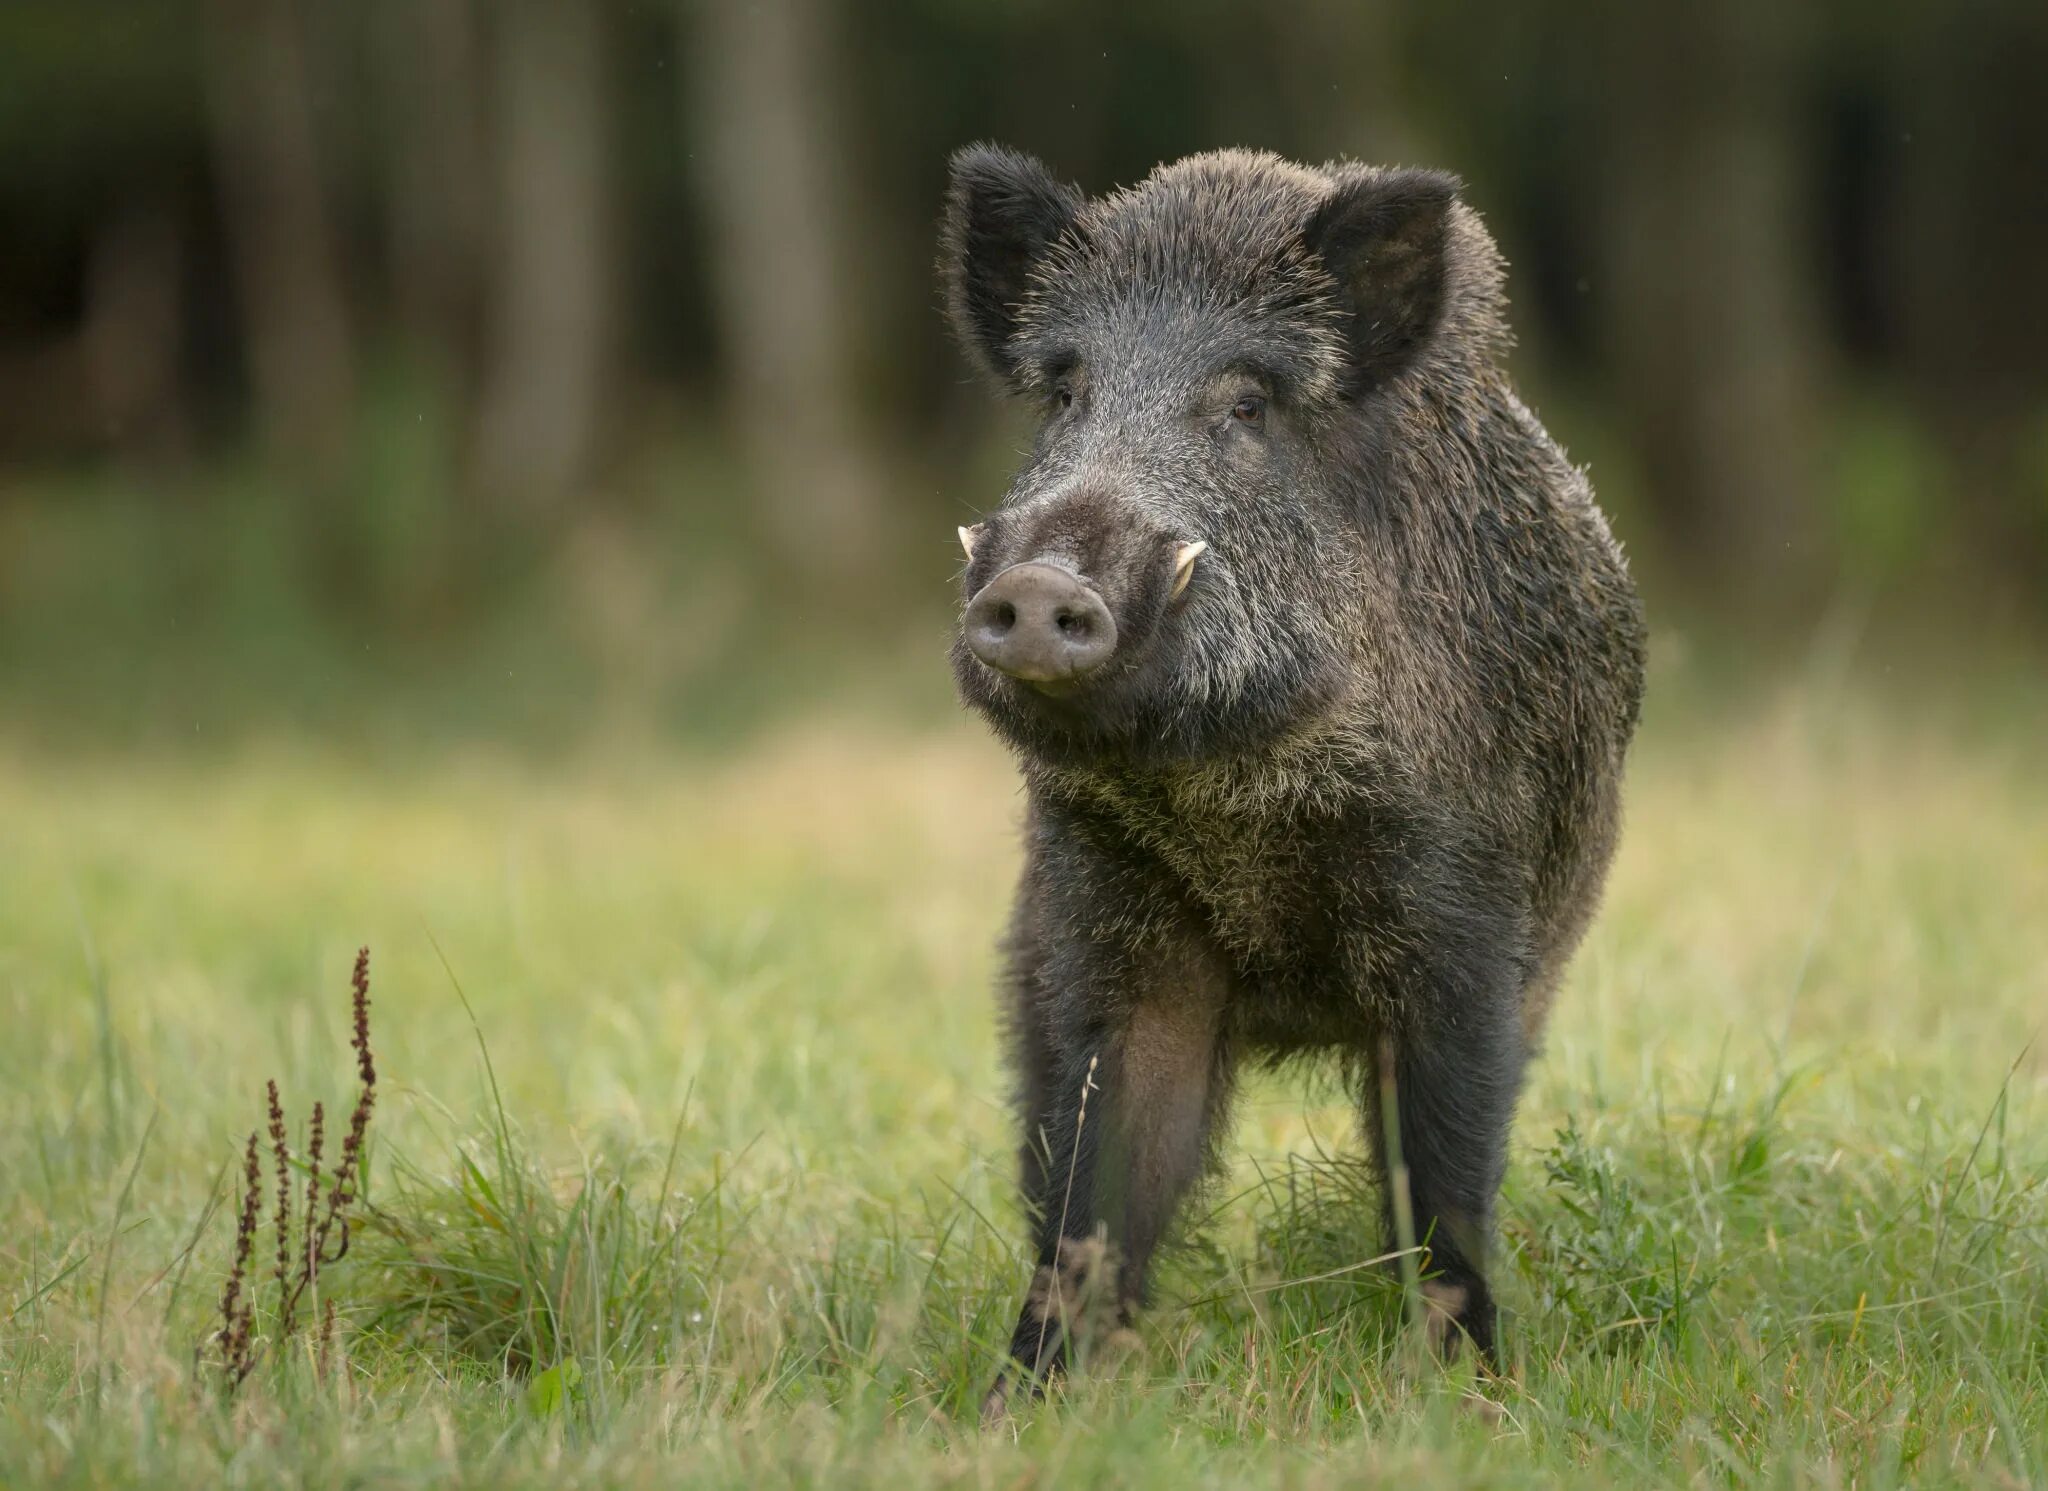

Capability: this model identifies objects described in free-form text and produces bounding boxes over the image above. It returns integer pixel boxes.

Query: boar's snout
[963,563,1118,685]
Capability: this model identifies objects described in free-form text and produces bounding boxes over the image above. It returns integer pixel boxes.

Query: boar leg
[983,944,1230,1422]
[1360,888,1530,1367]
[1102,989,1233,1324]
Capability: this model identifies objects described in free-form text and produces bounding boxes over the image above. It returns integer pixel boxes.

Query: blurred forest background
[2,0,2045,749]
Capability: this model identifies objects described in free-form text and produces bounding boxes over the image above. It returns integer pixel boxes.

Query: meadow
[2,629,2044,1488]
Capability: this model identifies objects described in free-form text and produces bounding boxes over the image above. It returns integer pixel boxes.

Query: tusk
[1170,540,1207,600]
[958,524,982,561]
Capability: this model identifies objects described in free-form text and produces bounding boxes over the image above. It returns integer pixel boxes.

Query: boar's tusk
[958,524,982,561]
[1171,540,1208,600]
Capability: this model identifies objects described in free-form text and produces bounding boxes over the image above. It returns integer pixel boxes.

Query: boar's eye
[1231,394,1267,427]
[1055,384,1075,412]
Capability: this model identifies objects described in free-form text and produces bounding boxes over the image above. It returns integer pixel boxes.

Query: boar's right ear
[941,144,1084,385]
[1304,167,1460,395]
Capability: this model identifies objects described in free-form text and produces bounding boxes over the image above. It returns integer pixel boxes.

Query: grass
[1,654,2045,1488]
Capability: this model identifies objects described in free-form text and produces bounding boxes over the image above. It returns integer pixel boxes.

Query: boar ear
[941,144,1084,385]
[1304,167,1460,393]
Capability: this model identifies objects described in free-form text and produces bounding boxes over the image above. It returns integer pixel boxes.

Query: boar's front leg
[981,924,1232,1423]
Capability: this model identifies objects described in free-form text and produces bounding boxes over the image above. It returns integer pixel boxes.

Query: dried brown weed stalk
[212,946,379,1391]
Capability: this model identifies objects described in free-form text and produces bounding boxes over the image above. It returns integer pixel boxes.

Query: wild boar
[941,145,1645,1417]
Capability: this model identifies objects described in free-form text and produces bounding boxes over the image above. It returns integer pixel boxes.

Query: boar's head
[943,146,1469,768]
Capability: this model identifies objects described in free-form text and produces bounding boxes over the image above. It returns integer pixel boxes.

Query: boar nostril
[994,601,1017,631]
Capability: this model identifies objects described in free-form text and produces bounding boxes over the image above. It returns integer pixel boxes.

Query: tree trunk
[1267,0,1422,165]
[374,0,489,406]
[469,0,612,520]
[1894,2,2048,608]
[80,206,191,468]
[1599,0,1824,601]
[201,0,357,465]
[687,0,891,574]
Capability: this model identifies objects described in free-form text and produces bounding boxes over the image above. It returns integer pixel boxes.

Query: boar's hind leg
[1362,900,1530,1367]
[982,946,1230,1423]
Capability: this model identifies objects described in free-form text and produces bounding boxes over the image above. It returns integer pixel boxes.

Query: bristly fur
[940,146,1646,1414]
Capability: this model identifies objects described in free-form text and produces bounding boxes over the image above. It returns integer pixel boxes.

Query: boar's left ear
[1304,167,1461,394]
[941,144,1085,386]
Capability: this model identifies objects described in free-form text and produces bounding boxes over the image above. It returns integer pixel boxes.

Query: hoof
[978,1373,1016,1429]
[1459,1392,1507,1426]
[1095,1326,1144,1362]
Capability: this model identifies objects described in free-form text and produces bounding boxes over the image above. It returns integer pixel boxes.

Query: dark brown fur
[940,146,1645,1417]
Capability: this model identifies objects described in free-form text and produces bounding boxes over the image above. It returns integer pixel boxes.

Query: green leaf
[525,1358,582,1418]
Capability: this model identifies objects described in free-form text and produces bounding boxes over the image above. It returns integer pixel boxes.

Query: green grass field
[3,662,2044,1488]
